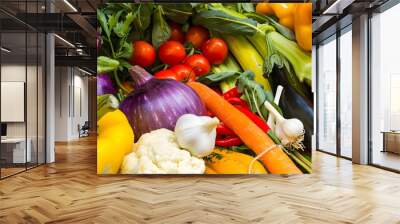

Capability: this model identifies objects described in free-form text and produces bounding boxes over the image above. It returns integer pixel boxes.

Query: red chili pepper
[226,97,248,107]
[235,105,270,132]
[215,136,243,147]
[223,87,239,99]
[216,123,236,136]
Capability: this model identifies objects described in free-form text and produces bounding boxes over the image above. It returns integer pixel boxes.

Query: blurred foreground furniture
[382,131,400,154]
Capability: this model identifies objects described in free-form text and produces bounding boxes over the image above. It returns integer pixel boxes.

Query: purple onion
[120,66,206,140]
[97,74,116,95]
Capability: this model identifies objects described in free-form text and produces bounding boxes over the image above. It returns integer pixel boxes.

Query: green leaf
[115,41,132,59]
[97,9,110,38]
[237,71,270,119]
[133,4,153,31]
[113,12,135,38]
[245,12,295,41]
[182,22,190,32]
[108,10,123,32]
[197,71,240,86]
[152,7,171,49]
[162,4,193,24]
[97,56,120,74]
[192,9,258,35]
[239,3,255,13]
[119,59,132,70]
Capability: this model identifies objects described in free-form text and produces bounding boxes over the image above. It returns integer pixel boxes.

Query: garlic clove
[174,114,219,158]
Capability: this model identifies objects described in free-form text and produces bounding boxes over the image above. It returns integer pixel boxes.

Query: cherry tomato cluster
[130,22,229,83]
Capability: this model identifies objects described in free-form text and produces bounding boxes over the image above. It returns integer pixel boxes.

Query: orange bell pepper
[256,3,274,16]
[294,3,312,51]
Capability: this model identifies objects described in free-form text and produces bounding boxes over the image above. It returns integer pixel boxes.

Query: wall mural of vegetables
[97,2,313,175]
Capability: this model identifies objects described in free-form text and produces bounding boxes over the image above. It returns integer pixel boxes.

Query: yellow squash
[205,166,218,174]
[97,109,134,174]
[205,149,267,174]
[294,3,312,51]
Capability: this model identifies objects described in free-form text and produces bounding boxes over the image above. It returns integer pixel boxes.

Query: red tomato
[185,26,209,49]
[184,54,211,76]
[154,69,179,80]
[158,41,187,66]
[169,22,185,43]
[201,38,228,65]
[131,41,156,67]
[170,64,196,82]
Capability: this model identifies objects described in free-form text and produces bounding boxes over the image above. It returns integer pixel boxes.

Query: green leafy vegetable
[152,6,171,49]
[162,4,193,24]
[245,12,295,41]
[133,4,153,31]
[212,54,242,93]
[113,12,135,38]
[97,56,120,74]
[115,41,132,59]
[197,71,239,86]
[192,8,258,35]
[237,3,254,13]
[97,9,110,39]
[237,71,270,120]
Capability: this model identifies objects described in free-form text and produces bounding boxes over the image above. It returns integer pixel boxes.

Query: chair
[78,121,90,138]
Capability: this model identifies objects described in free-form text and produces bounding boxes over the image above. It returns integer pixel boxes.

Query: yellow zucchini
[222,35,272,92]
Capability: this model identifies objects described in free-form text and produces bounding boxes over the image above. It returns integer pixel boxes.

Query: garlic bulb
[174,114,219,157]
[264,101,305,150]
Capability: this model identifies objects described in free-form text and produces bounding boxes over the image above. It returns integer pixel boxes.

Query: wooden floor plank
[0,136,399,223]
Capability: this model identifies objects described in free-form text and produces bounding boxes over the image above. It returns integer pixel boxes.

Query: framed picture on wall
[96,3,313,175]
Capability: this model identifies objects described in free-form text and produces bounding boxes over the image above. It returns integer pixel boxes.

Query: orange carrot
[188,82,301,174]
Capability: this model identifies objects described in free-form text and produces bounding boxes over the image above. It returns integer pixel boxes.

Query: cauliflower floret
[120,129,205,174]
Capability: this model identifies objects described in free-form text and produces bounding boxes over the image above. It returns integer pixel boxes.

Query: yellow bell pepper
[97,109,134,174]
[294,3,312,51]
[270,3,296,30]
[205,149,267,174]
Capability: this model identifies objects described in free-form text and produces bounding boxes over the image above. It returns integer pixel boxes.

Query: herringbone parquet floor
[1,136,400,224]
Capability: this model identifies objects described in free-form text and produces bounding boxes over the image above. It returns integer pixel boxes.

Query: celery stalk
[212,55,241,93]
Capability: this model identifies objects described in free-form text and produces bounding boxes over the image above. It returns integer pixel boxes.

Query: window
[317,35,337,154]
[339,27,352,158]
[370,3,400,171]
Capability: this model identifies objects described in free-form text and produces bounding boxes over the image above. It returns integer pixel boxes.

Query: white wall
[1,65,39,138]
[54,66,89,141]
[1,63,46,164]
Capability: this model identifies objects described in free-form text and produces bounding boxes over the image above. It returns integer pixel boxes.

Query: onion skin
[120,66,207,140]
[97,74,116,96]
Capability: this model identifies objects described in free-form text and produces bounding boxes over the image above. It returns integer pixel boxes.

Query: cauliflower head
[120,129,205,174]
